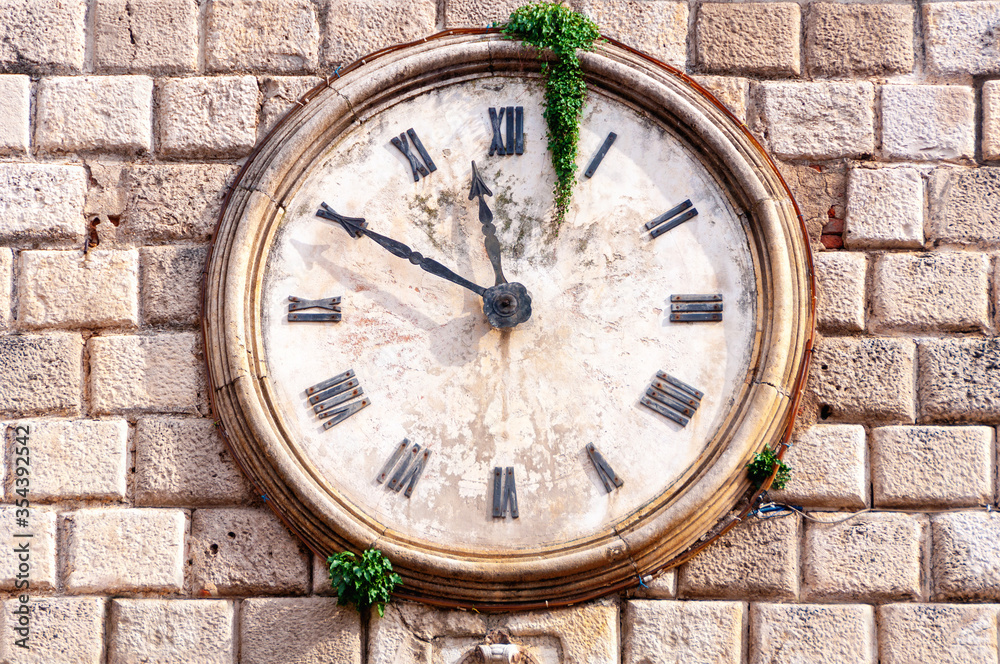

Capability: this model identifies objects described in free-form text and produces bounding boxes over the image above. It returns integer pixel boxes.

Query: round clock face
[204,33,812,607]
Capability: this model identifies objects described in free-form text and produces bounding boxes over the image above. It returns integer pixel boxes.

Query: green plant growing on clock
[327,549,402,616]
[746,447,792,490]
[501,1,600,223]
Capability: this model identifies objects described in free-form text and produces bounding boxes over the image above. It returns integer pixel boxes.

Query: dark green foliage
[746,447,792,490]
[501,2,600,222]
[327,549,402,617]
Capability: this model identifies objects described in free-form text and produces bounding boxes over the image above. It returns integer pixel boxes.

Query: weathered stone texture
[804,512,924,601]
[929,167,1000,244]
[813,252,865,331]
[0,75,29,154]
[94,0,199,74]
[135,417,256,506]
[64,508,186,593]
[446,0,530,27]
[0,597,104,664]
[241,598,362,664]
[140,245,207,326]
[756,82,875,160]
[770,425,868,509]
[207,0,319,73]
[0,506,57,590]
[845,167,923,249]
[933,512,1000,600]
[89,333,204,415]
[190,508,310,595]
[0,0,86,74]
[0,164,87,244]
[0,333,83,416]
[503,602,619,663]
[632,569,677,599]
[259,76,322,139]
[580,0,688,66]
[679,513,799,600]
[878,603,1000,664]
[924,2,1000,75]
[775,162,846,246]
[18,250,140,329]
[697,3,800,76]
[986,81,1000,162]
[120,164,238,242]
[0,248,11,329]
[808,337,915,422]
[806,3,913,77]
[11,419,128,502]
[881,85,975,162]
[919,339,1000,422]
[623,600,744,664]
[873,426,992,508]
[693,76,749,122]
[322,0,437,67]
[36,76,153,154]
[872,252,989,332]
[368,602,487,664]
[109,600,234,664]
[158,76,259,158]
[750,603,875,664]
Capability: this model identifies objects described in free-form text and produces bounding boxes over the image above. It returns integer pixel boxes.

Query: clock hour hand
[469,162,507,286]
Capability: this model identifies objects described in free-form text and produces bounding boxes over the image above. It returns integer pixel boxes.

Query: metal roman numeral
[492,467,519,518]
[390,128,436,182]
[376,439,431,498]
[586,443,623,493]
[584,132,617,178]
[670,294,723,322]
[287,295,342,322]
[316,202,367,238]
[488,107,524,156]
[647,199,698,239]
[640,371,703,427]
[305,369,370,429]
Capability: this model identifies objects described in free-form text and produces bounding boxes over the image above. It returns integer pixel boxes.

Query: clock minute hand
[469,162,507,286]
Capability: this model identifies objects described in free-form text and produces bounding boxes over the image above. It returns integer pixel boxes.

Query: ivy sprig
[327,549,402,616]
[746,447,792,490]
[501,2,600,223]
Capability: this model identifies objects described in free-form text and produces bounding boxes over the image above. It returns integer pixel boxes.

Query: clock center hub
[483,282,532,329]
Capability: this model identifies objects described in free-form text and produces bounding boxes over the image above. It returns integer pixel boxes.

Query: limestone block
[0,75,29,154]
[94,0,199,74]
[503,601,619,664]
[882,85,975,162]
[36,76,153,154]
[844,168,923,249]
[109,600,234,664]
[813,252,866,331]
[750,603,875,664]
[924,2,1000,76]
[207,0,319,73]
[8,419,127,502]
[873,426,992,509]
[0,164,88,244]
[135,417,256,506]
[986,81,1000,162]
[0,506,57,591]
[932,512,1000,600]
[632,569,677,599]
[770,425,868,509]
[89,333,204,415]
[697,3,800,76]
[806,3,913,76]
[692,76,749,122]
[259,76,322,140]
[755,82,875,160]
[804,512,924,601]
[919,339,1000,422]
[0,597,104,664]
[873,252,989,332]
[190,507,310,595]
[0,248,11,329]
[579,0,688,67]
[120,164,238,242]
[0,333,83,416]
[64,508,185,593]
[18,250,140,329]
[808,337,915,422]
[368,601,486,664]
[321,0,437,67]
[0,0,86,74]
[775,162,846,245]
[158,76,259,158]
[929,167,1000,244]
[878,603,999,664]
[140,245,207,326]
[678,513,799,600]
[623,600,744,664]
[241,598,362,664]
[312,554,335,596]
[446,0,530,27]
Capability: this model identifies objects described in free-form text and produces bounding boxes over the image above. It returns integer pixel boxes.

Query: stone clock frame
[203,30,814,609]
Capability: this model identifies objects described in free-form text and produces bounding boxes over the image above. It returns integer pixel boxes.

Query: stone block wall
[0,0,999,662]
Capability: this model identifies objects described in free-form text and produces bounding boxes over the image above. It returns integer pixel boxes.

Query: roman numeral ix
[640,371,703,427]
[489,106,524,156]
[287,295,342,322]
[646,199,698,239]
[305,369,370,429]
[376,439,431,498]
[492,467,519,519]
[391,128,436,182]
